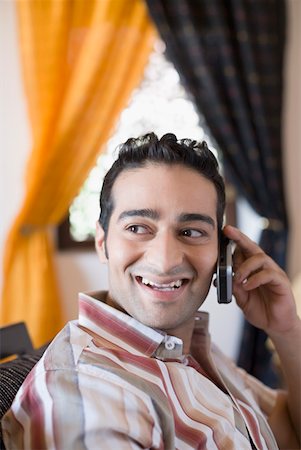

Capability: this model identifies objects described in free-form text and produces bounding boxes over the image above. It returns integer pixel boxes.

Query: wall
[1,1,300,360]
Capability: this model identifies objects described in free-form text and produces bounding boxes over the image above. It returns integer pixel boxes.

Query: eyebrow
[118,209,215,228]
[118,209,160,221]
[178,213,215,228]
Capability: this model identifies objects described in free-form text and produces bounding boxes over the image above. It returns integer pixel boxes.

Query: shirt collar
[78,291,210,361]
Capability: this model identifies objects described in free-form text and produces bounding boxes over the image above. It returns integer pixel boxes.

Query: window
[57,41,236,250]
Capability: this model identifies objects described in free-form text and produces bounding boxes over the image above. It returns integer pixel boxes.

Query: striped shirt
[2,291,279,449]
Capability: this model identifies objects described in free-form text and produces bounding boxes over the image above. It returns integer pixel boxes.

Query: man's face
[96,163,218,335]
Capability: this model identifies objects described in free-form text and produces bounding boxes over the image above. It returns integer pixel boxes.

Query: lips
[135,276,188,292]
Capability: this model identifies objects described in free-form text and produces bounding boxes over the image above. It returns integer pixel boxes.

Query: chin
[137,316,181,332]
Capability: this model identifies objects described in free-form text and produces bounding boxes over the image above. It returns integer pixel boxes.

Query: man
[2,133,300,449]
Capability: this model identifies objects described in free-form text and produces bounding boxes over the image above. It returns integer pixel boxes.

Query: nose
[145,230,185,274]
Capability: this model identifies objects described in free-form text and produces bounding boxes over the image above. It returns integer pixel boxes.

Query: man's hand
[223,225,299,336]
[223,225,301,445]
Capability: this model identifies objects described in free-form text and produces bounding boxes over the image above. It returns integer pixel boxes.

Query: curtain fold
[1,0,156,346]
[145,0,287,386]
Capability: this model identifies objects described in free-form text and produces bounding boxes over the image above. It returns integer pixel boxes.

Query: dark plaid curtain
[145,0,287,387]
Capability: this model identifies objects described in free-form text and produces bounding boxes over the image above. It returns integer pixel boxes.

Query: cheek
[107,236,142,272]
[194,249,218,275]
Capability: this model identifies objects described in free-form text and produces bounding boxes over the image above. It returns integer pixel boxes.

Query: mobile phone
[216,234,233,303]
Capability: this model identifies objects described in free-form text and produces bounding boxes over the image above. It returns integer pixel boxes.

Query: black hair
[99,132,225,234]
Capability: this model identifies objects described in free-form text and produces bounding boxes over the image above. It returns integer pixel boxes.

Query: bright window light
[69,41,217,241]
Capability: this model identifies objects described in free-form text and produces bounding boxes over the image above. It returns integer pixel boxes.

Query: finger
[238,268,289,294]
[232,280,250,313]
[232,247,246,272]
[234,252,279,284]
[232,280,248,303]
[223,225,263,258]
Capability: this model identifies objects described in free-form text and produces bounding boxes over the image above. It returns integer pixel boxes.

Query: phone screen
[216,234,233,303]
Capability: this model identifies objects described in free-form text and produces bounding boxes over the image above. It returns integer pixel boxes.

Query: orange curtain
[1,0,156,346]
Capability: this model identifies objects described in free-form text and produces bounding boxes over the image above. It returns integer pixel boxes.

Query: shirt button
[165,340,175,350]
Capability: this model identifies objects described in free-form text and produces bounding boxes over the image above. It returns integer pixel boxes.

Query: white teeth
[140,277,183,290]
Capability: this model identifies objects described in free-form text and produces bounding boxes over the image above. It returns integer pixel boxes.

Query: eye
[126,225,150,235]
[181,229,205,238]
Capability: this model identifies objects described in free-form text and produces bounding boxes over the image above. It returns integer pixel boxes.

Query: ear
[95,221,108,263]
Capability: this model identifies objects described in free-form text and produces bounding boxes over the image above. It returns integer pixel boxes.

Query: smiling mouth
[135,276,188,291]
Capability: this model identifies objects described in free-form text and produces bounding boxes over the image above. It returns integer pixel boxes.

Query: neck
[105,293,195,354]
[164,318,195,354]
